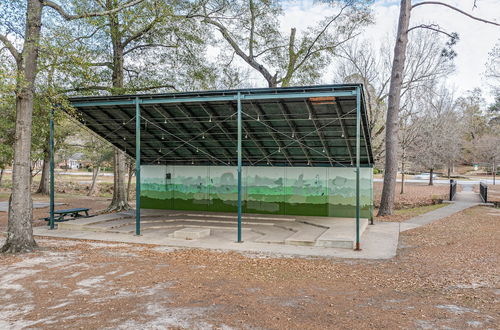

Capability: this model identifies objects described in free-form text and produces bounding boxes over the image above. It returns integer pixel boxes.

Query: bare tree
[409,85,461,185]
[408,88,461,185]
[471,134,500,183]
[378,0,500,216]
[198,0,372,87]
[485,42,499,97]
[335,28,454,165]
[398,89,423,193]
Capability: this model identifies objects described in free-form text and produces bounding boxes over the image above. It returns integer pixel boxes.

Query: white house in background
[67,152,84,169]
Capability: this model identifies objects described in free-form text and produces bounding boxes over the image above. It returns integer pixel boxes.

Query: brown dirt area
[373,182,457,222]
[373,182,450,209]
[0,206,498,329]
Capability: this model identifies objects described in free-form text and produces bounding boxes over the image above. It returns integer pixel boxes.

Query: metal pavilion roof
[68,84,373,167]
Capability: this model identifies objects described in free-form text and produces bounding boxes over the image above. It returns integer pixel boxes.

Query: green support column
[135,98,141,236]
[355,87,361,250]
[49,108,55,230]
[237,92,243,242]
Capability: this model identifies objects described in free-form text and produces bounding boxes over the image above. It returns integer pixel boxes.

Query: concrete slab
[32,223,399,259]
[31,209,400,258]
[172,228,211,239]
[315,219,368,249]
[253,226,294,244]
[284,224,326,246]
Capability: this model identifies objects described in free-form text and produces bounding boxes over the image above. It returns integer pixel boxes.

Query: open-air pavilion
[47,84,374,250]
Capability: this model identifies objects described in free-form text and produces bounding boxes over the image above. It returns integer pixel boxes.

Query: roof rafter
[176,103,233,163]
[198,103,254,165]
[252,102,293,166]
[333,102,354,166]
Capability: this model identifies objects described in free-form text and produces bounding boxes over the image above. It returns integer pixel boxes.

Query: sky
[279,0,499,102]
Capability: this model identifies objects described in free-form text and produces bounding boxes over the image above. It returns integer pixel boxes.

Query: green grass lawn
[395,203,447,216]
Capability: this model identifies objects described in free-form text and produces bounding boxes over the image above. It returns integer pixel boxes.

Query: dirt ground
[373,182,450,209]
[0,206,498,329]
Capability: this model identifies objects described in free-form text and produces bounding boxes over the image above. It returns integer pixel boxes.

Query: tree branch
[248,0,256,58]
[123,43,178,55]
[62,84,177,93]
[129,84,177,92]
[203,17,276,86]
[89,61,113,68]
[60,86,111,93]
[122,15,161,48]
[412,1,500,26]
[407,24,455,39]
[42,0,144,21]
[0,34,20,62]
[253,44,286,58]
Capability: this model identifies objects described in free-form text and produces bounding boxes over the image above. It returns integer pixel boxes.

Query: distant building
[66,152,85,169]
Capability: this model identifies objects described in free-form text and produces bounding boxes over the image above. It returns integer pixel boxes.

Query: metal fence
[449,180,457,201]
[479,182,488,203]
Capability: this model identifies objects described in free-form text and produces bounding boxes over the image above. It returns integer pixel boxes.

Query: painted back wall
[140,165,373,218]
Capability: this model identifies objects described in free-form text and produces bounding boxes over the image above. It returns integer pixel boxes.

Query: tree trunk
[107,149,130,211]
[0,168,4,187]
[493,158,496,185]
[447,166,451,179]
[127,159,134,200]
[429,168,434,186]
[400,160,405,194]
[2,0,42,253]
[377,0,411,217]
[36,148,50,195]
[105,4,130,212]
[88,166,100,196]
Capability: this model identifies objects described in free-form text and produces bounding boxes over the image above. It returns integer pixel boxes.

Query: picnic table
[44,208,90,223]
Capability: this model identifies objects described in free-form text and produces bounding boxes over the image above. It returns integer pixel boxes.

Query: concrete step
[315,219,368,249]
[253,226,295,244]
[111,220,244,233]
[284,223,327,246]
[171,228,211,239]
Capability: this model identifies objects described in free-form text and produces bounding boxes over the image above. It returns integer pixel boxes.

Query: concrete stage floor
[33,209,403,259]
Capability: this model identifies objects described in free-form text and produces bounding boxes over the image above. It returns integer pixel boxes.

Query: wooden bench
[44,208,90,223]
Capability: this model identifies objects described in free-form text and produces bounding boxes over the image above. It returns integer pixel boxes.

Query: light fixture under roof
[309,96,336,105]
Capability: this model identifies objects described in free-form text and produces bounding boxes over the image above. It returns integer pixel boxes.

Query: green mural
[140,165,373,218]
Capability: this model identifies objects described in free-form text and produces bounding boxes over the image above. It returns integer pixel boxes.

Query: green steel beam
[71,91,356,108]
[49,108,55,230]
[72,99,137,107]
[237,92,243,243]
[355,87,361,251]
[135,98,141,236]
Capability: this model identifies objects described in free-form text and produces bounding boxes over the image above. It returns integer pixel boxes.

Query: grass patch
[375,203,449,222]
[395,203,447,216]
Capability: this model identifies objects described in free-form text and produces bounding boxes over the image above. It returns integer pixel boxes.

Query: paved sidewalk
[400,189,481,231]
[0,202,64,212]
